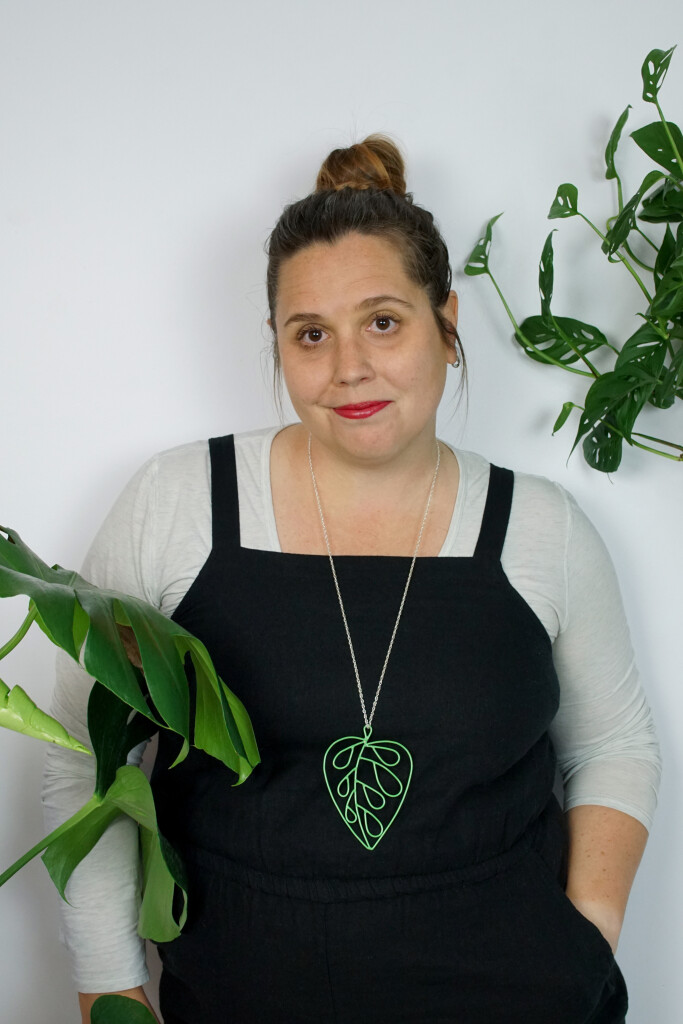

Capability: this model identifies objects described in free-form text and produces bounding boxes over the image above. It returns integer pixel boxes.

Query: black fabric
[151,434,628,1023]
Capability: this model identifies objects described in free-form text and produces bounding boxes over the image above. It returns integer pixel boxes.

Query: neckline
[259,424,466,558]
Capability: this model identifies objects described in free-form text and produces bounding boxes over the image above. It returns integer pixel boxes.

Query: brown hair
[265,133,463,387]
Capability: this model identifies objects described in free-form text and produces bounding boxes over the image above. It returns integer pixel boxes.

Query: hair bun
[315,133,407,197]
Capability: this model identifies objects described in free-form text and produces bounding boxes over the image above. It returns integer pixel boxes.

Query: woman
[43,135,661,1023]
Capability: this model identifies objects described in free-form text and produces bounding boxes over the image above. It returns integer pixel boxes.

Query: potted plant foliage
[465,46,682,473]
[0,525,260,1021]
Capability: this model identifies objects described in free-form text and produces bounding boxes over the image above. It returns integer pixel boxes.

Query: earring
[450,328,462,368]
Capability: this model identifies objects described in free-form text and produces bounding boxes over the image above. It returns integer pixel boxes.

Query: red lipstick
[333,401,392,419]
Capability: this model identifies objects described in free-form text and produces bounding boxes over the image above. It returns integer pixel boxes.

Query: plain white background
[1,2,681,1020]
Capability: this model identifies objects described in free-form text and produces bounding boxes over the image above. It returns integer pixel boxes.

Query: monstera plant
[465,45,683,473]
[0,525,260,1019]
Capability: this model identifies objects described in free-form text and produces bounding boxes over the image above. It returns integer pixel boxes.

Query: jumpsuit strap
[207,434,241,551]
[473,464,515,563]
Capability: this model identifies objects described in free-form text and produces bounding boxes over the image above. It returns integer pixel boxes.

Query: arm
[548,488,661,952]
[565,804,648,952]
[43,443,213,1004]
[41,458,162,1001]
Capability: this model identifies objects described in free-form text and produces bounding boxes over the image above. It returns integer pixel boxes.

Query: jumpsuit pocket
[528,845,617,965]
[526,845,629,1022]
[494,846,627,1023]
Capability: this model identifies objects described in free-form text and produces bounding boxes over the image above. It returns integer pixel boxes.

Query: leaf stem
[579,213,653,304]
[665,336,677,362]
[0,607,38,662]
[487,271,593,377]
[655,99,683,177]
[630,438,682,460]
[623,240,655,273]
[601,419,683,461]
[0,793,104,887]
[635,227,659,253]
[602,338,622,356]
[631,430,683,453]
[640,313,672,343]
[551,316,601,377]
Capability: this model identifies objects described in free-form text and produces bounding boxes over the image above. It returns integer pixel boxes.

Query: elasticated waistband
[184,828,538,904]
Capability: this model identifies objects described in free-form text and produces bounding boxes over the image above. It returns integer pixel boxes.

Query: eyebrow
[282,295,415,329]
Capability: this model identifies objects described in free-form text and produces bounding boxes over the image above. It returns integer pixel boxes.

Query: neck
[270,422,459,557]
[305,426,440,511]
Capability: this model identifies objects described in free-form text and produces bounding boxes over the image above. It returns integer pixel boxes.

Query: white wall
[1,2,681,1020]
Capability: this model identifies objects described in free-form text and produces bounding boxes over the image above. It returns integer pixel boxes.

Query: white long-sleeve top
[42,425,662,993]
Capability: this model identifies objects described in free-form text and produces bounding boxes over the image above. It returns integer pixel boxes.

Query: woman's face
[272,231,458,466]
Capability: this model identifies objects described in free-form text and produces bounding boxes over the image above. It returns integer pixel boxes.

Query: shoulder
[233,425,280,482]
[451,446,573,544]
[117,425,278,512]
[146,438,210,491]
[448,447,593,640]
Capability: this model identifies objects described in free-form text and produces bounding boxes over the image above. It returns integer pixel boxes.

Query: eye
[296,325,329,346]
[368,314,400,334]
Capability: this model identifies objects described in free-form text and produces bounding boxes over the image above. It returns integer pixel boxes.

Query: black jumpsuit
[151,434,628,1023]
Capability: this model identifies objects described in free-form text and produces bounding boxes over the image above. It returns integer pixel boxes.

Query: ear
[267,318,272,329]
[441,291,459,364]
[442,290,458,329]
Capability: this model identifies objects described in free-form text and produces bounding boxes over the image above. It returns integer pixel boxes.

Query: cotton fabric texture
[152,435,627,1022]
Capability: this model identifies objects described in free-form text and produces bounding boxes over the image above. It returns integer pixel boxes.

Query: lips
[332,401,392,419]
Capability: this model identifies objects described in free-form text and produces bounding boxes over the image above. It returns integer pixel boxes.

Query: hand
[566,893,623,954]
[117,624,144,669]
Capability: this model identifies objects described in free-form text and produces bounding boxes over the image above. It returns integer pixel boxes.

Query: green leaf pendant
[323,724,413,850]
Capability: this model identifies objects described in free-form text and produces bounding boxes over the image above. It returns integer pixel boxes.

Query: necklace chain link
[307,434,441,728]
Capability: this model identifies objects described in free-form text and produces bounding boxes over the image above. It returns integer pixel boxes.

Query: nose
[333,334,374,387]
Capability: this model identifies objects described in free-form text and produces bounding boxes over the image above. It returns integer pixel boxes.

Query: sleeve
[548,488,662,832]
[41,454,162,993]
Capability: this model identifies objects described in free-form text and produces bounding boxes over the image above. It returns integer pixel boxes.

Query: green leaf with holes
[571,358,661,466]
[602,170,665,257]
[639,179,683,222]
[651,254,683,318]
[631,122,683,179]
[650,344,683,408]
[582,420,624,473]
[615,322,668,383]
[548,183,578,219]
[605,106,631,180]
[641,46,676,104]
[464,213,502,275]
[516,316,608,366]
[655,225,677,283]
[538,231,555,320]
[465,45,683,471]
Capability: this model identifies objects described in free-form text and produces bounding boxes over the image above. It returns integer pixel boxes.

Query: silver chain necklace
[308,432,441,850]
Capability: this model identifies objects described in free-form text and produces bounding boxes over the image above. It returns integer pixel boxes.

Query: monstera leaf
[0,676,89,752]
[0,527,258,777]
[91,994,159,1023]
[463,213,502,276]
[0,526,260,940]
